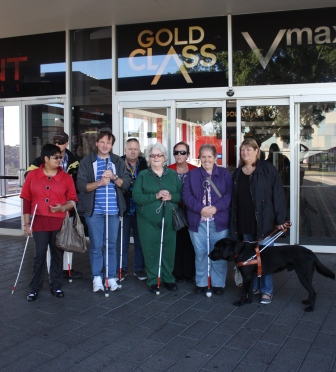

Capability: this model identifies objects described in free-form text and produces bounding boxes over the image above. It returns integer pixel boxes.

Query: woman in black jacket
[231,138,287,305]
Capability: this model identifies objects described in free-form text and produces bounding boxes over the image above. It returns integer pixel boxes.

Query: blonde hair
[239,138,260,167]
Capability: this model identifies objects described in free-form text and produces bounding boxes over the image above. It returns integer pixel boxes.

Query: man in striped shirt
[76,130,131,293]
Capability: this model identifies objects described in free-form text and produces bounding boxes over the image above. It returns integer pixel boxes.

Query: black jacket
[120,155,148,215]
[25,149,80,183]
[230,159,286,241]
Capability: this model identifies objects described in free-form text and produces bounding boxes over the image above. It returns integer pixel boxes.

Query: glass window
[240,104,291,242]
[70,27,112,159]
[232,8,336,86]
[117,17,228,91]
[123,108,170,158]
[0,32,65,99]
[299,102,336,246]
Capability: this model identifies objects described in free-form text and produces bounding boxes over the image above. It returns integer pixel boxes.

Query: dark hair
[40,144,61,163]
[199,144,217,158]
[173,141,190,154]
[97,130,116,145]
[126,138,140,144]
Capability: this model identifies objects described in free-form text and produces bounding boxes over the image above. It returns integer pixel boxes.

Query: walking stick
[203,179,212,298]
[11,204,38,294]
[105,158,110,298]
[156,202,165,295]
[119,216,123,282]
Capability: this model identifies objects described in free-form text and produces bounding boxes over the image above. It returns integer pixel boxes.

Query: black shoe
[147,284,157,294]
[63,270,82,279]
[50,289,64,298]
[134,271,147,281]
[212,287,224,295]
[195,286,207,294]
[174,276,184,283]
[185,277,195,283]
[27,291,38,302]
[162,282,178,291]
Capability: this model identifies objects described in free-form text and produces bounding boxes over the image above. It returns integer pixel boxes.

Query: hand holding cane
[12,204,38,294]
[156,201,165,295]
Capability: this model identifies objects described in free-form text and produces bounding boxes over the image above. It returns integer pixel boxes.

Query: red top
[168,163,197,172]
[21,165,78,231]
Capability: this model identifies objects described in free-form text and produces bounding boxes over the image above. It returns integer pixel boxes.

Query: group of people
[21,131,287,305]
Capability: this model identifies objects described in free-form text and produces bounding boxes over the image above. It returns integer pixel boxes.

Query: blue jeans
[243,234,274,295]
[116,214,145,273]
[85,213,119,278]
[189,220,229,288]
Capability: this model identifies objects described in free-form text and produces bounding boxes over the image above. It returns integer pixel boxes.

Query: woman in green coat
[133,142,182,293]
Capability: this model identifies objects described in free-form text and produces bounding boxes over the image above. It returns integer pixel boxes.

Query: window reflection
[299,102,336,246]
[70,27,112,159]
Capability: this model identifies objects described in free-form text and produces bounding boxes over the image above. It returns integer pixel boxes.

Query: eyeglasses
[50,155,63,160]
[173,150,187,156]
[53,140,66,145]
[149,154,164,158]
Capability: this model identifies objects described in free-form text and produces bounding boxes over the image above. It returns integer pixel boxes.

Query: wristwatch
[114,175,119,181]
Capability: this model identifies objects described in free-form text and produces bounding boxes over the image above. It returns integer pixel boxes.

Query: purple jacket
[182,164,233,232]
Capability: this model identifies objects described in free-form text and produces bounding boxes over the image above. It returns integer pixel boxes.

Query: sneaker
[253,288,260,295]
[260,293,273,304]
[93,276,104,292]
[108,278,122,292]
[115,271,127,281]
[134,271,147,281]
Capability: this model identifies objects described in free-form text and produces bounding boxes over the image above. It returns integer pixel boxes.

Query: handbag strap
[68,200,80,220]
[206,176,222,198]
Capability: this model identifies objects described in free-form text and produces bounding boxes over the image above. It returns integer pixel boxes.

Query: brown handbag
[55,204,87,253]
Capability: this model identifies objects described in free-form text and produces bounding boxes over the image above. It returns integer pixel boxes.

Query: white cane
[11,204,38,294]
[105,158,110,297]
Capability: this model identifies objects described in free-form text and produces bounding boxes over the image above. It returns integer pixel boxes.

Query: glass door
[120,101,172,159]
[175,101,227,168]
[237,99,291,244]
[0,98,65,236]
[0,103,21,234]
[294,97,336,250]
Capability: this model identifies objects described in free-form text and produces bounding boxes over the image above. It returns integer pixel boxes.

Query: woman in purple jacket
[182,144,233,295]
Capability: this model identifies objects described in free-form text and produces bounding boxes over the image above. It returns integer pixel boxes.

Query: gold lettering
[138,30,154,48]
[182,45,199,68]
[174,28,188,45]
[129,49,146,70]
[156,28,173,47]
[151,46,192,85]
[147,48,158,70]
[189,26,204,44]
[199,44,216,67]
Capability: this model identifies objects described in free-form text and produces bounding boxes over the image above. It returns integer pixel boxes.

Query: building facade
[0,5,335,252]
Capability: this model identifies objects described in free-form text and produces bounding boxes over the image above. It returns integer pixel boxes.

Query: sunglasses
[149,154,164,158]
[53,140,66,145]
[173,150,187,156]
[50,155,63,160]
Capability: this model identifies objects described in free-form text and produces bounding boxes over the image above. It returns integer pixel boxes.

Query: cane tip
[69,279,73,283]
[105,292,109,298]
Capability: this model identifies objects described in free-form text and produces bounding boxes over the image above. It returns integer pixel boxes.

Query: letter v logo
[242,29,287,69]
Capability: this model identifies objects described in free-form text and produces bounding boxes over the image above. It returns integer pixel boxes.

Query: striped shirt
[93,157,119,215]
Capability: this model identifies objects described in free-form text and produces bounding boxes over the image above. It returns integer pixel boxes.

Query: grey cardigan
[76,151,131,217]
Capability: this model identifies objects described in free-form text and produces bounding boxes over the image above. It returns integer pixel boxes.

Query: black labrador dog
[210,238,335,312]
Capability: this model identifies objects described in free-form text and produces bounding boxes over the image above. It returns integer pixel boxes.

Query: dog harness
[237,221,292,277]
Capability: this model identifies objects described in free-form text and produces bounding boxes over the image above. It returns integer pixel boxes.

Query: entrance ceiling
[0,0,335,39]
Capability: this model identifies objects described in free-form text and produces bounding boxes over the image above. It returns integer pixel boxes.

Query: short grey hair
[145,142,168,166]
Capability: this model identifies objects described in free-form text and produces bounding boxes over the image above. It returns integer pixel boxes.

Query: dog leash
[237,221,292,277]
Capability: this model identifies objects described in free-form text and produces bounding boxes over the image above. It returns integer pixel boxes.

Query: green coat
[133,167,182,286]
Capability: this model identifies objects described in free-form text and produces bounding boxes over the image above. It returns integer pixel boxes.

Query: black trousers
[30,231,63,292]
[173,226,195,280]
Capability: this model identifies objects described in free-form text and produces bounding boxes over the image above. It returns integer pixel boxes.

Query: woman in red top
[168,141,197,283]
[20,144,78,302]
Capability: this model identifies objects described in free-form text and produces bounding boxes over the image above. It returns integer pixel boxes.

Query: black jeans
[30,231,63,292]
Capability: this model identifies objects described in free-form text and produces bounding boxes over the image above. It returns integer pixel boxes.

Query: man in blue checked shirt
[77,130,131,293]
